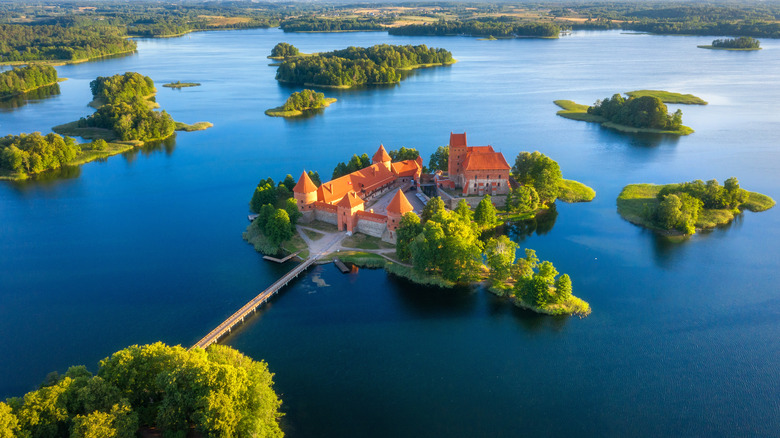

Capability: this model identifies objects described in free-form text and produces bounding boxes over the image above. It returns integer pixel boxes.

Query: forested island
[617,178,775,235]
[388,19,561,38]
[698,37,761,50]
[274,43,455,88]
[625,90,707,105]
[0,343,283,437]
[0,65,62,99]
[0,24,136,64]
[162,81,201,88]
[265,89,337,117]
[280,17,386,32]
[555,93,694,135]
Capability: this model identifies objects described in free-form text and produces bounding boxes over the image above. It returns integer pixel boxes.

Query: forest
[282,89,328,112]
[80,97,176,142]
[90,72,155,104]
[0,343,282,437]
[0,132,79,176]
[275,44,454,87]
[280,17,385,32]
[0,64,58,98]
[711,36,761,49]
[0,23,136,62]
[587,94,683,131]
[389,19,560,38]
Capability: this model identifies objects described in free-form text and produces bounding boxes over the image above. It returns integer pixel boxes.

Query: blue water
[1,29,779,437]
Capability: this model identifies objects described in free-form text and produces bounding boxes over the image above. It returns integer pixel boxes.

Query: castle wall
[356,218,386,238]
[447,195,507,209]
[314,208,337,225]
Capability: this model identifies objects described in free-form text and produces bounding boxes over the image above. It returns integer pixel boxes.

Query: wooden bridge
[191,255,319,350]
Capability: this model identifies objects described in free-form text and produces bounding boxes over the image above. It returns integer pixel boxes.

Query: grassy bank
[554,100,694,135]
[0,78,66,100]
[617,183,776,234]
[625,90,708,105]
[163,82,201,88]
[265,98,337,117]
[323,250,456,288]
[175,121,213,132]
[0,140,135,181]
[243,223,310,259]
[558,179,596,203]
[697,45,761,51]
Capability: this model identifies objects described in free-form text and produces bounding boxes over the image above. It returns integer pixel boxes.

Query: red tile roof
[337,192,364,209]
[450,132,467,148]
[318,163,395,204]
[356,210,387,222]
[386,189,414,215]
[293,171,318,193]
[463,149,511,171]
[373,144,391,163]
[391,159,422,177]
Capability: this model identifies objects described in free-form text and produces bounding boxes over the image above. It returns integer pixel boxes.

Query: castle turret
[336,192,364,232]
[372,144,392,171]
[293,171,318,212]
[386,189,415,235]
[448,132,468,187]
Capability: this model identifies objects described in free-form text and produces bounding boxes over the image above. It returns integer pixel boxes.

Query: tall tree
[396,212,423,261]
[421,196,446,224]
[474,195,498,228]
[484,236,518,283]
[428,145,449,172]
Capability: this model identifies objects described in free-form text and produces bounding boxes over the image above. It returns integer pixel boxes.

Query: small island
[162,81,201,88]
[698,37,761,51]
[243,134,592,317]
[0,65,64,99]
[265,89,336,117]
[617,178,775,235]
[555,93,694,135]
[274,43,455,88]
[625,90,707,105]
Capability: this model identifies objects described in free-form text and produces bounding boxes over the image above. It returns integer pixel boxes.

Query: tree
[484,236,518,283]
[92,139,108,151]
[256,204,277,232]
[388,147,419,162]
[554,274,572,303]
[71,411,116,438]
[0,402,18,438]
[396,212,423,261]
[420,196,446,224]
[474,195,498,228]
[284,197,302,228]
[506,185,539,213]
[250,183,276,213]
[281,174,296,192]
[265,209,293,245]
[454,199,473,222]
[511,151,562,203]
[512,248,538,280]
[270,42,299,58]
[307,170,321,186]
[657,194,682,230]
[428,145,449,172]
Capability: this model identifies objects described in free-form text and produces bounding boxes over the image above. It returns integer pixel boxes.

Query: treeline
[331,147,420,179]
[624,21,780,38]
[90,72,155,104]
[588,94,683,131]
[275,44,453,87]
[270,42,299,58]
[652,178,747,234]
[282,89,328,111]
[0,24,136,62]
[712,37,760,49]
[248,174,313,247]
[280,17,383,32]
[389,19,560,38]
[0,132,79,176]
[0,343,282,437]
[77,72,175,142]
[0,64,57,98]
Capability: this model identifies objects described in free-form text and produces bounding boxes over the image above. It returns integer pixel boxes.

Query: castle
[293,144,423,241]
[292,133,511,241]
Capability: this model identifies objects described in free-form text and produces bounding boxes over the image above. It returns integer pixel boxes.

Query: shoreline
[554,100,694,135]
[265,98,337,117]
[0,49,137,67]
[276,60,457,89]
[0,78,67,100]
[697,45,761,51]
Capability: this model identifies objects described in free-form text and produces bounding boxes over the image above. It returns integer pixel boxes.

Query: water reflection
[502,204,559,243]
[0,84,61,112]
[122,135,177,163]
[6,165,81,193]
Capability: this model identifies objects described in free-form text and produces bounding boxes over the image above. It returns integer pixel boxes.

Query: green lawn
[558,179,596,203]
[175,121,213,132]
[302,228,325,241]
[625,90,708,105]
[304,220,339,233]
[341,233,395,250]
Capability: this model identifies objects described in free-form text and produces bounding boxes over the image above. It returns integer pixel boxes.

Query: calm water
[1,29,779,437]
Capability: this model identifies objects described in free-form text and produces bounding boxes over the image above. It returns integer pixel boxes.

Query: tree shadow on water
[501,204,559,243]
[122,135,177,164]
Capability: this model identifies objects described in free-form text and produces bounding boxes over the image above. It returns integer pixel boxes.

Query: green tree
[428,145,449,172]
[270,42,299,58]
[511,151,562,203]
[284,197,302,228]
[71,411,116,438]
[388,147,419,162]
[249,183,276,213]
[421,196,446,224]
[307,170,321,186]
[281,174,296,192]
[91,139,108,151]
[474,195,498,228]
[484,236,518,283]
[554,274,572,304]
[0,402,19,438]
[256,204,276,233]
[395,212,423,261]
[506,186,539,213]
[453,199,473,222]
[512,248,539,280]
[265,209,293,245]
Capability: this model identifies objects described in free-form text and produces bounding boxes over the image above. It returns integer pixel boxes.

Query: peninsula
[244,134,591,317]
[555,93,694,135]
[265,89,337,117]
[617,178,774,235]
[274,43,455,88]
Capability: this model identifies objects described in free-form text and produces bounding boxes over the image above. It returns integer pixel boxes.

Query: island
[555,93,694,135]
[162,81,201,88]
[625,90,708,105]
[698,37,761,51]
[617,178,775,235]
[274,43,455,88]
[265,89,337,117]
[0,343,283,437]
[0,65,64,99]
[243,134,592,317]
[388,19,561,38]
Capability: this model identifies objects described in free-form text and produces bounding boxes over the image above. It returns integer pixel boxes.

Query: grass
[265,98,337,118]
[322,251,388,267]
[558,179,596,203]
[302,228,324,241]
[617,183,776,234]
[163,82,201,88]
[625,90,708,105]
[243,223,310,258]
[490,282,592,317]
[281,233,310,259]
[175,121,213,132]
[554,100,694,135]
[52,121,118,142]
[341,233,395,250]
[697,45,761,51]
[304,220,339,233]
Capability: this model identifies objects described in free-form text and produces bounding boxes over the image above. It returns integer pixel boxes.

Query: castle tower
[293,171,318,212]
[448,132,468,187]
[386,189,415,236]
[336,192,364,232]
[372,144,392,171]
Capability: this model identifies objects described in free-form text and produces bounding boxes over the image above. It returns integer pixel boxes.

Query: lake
[1,29,779,437]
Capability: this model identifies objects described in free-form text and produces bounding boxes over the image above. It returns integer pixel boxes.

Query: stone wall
[356,218,386,238]
[446,194,507,209]
[314,209,337,225]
